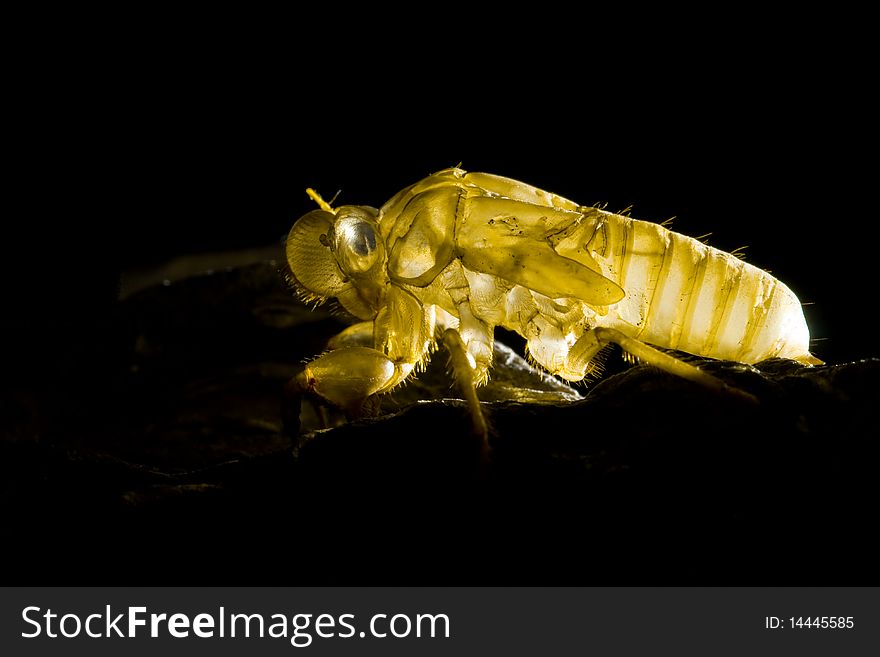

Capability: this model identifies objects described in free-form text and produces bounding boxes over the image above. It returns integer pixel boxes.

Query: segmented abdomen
[581,211,813,364]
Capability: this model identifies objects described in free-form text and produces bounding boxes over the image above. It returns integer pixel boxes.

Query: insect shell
[284,167,820,415]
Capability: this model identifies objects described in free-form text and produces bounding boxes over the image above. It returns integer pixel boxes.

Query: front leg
[301,346,400,412]
[283,322,386,436]
[287,346,399,433]
[287,283,434,433]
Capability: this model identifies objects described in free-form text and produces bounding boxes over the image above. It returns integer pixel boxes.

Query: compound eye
[345,220,377,257]
[335,213,382,273]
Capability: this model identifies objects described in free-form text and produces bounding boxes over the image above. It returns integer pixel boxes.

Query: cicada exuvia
[284,168,820,453]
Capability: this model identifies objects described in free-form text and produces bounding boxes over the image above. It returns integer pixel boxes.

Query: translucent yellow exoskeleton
[285,167,821,447]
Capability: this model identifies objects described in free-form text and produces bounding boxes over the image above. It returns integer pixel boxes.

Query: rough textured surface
[2,263,878,585]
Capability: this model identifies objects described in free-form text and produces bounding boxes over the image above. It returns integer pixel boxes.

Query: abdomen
[579,211,816,364]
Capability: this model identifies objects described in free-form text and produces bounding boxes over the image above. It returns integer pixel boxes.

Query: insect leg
[568,327,758,403]
[443,328,490,462]
[289,346,399,419]
[284,322,377,433]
